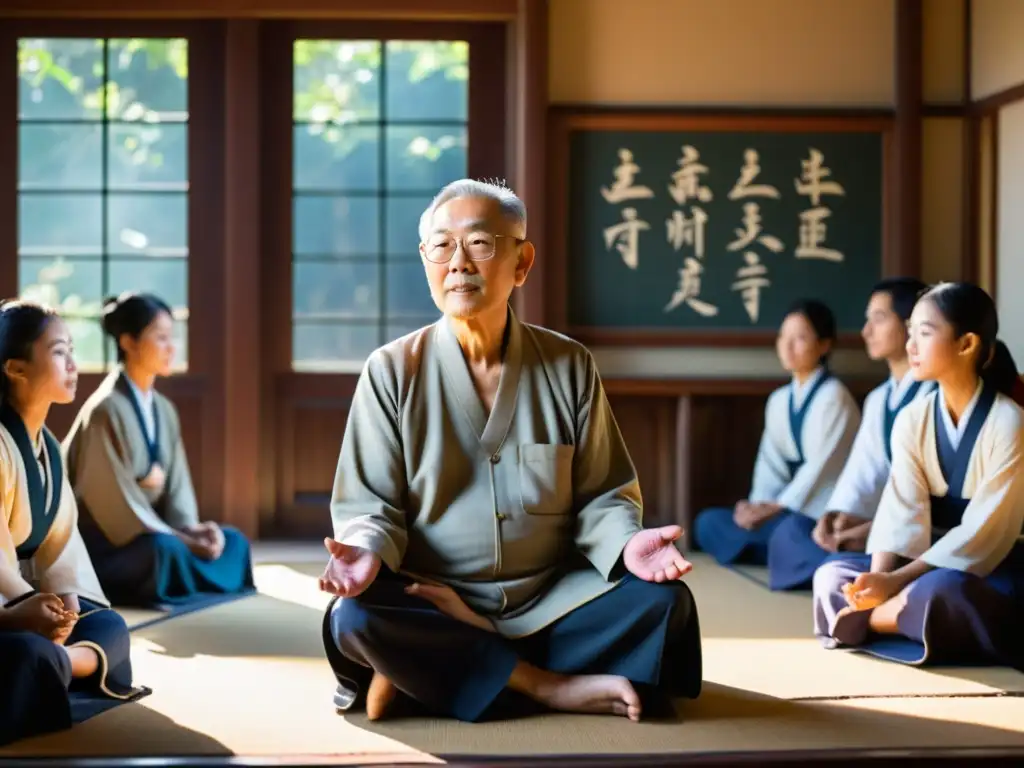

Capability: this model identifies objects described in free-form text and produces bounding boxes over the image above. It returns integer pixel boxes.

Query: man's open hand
[319,538,381,598]
[622,526,693,582]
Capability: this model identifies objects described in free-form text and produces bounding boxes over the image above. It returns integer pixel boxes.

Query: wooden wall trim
[510,0,548,327]
[0,27,15,299]
[570,330,871,350]
[972,82,1024,115]
[0,0,518,21]
[220,20,262,537]
[187,24,231,525]
[987,115,999,303]
[601,376,883,398]
[962,0,979,283]
[893,0,923,279]
[551,104,966,119]
[673,395,693,549]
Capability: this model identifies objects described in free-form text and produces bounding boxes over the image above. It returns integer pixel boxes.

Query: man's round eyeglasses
[423,233,525,264]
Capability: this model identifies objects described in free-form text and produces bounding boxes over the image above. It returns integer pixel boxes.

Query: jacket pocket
[518,443,574,515]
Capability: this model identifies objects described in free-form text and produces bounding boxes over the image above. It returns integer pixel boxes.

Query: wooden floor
[2,545,1024,768]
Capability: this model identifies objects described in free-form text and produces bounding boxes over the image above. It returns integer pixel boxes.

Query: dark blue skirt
[84,525,255,608]
[692,506,787,565]
[693,506,827,590]
[765,512,833,591]
[0,598,149,746]
[813,545,1024,669]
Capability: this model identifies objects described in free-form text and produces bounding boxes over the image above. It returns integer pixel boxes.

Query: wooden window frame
[262,20,507,376]
[0,19,222,387]
[260,19,508,534]
[0,6,546,538]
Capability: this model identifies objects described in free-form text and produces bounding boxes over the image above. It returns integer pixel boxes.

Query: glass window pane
[67,318,106,373]
[385,320,438,344]
[19,194,103,256]
[107,39,189,120]
[18,256,104,318]
[385,41,468,121]
[18,124,103,190]
[107,258,188,312]
[171,318,188,370]
[293,40,380,122]
[108,123,188,190]
[385,261,435,318]
[293,124,379,192]
[108,193,188,255]
[18,38,104,121]
[294,260,380,320]
[293,322,381,370]
[386,125,467,192]
[293,195,379,256]
[385,195,432,256]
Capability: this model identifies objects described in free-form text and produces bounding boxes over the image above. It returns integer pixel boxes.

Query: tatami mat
[3,548,1024,759]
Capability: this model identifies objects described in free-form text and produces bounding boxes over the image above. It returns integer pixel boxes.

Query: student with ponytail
[0,300,145,746]
[813,282,1024,670]
[63,292,254,608]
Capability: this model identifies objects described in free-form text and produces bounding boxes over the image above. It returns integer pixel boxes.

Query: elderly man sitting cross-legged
[318,179,703,723]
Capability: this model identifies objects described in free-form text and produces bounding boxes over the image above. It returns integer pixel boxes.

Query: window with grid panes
[17,37,190,372]
[291,39,468,371]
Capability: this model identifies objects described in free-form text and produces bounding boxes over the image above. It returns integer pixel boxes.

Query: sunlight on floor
[832,695,1024,733]
[128,646,441,759]
[701,637,1024,699]
[252,563,333,612]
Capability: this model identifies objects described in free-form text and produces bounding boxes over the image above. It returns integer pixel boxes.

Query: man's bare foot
[366,672,398,721]
[509,661,641,721]
[538,674,641,721]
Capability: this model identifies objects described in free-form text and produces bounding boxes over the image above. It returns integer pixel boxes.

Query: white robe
[867,385,1024,575]
[825,372,936,519]
[0,421,107,607]
[748,367,861,521]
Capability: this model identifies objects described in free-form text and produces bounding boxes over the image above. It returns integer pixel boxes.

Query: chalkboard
[556,113,890,341]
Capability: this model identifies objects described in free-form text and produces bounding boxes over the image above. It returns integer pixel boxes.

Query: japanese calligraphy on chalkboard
[549,112,893,346]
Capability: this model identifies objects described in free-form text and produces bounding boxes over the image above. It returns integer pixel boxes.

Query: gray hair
[417,178,527,244]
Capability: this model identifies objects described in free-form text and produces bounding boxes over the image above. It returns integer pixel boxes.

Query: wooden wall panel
[688,396,766,515]
[608,395,678,529]
[270,374,356,536]
[291,405,348,496]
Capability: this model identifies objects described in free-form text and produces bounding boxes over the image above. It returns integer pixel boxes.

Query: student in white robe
[0,300,146,745]
[802,278,933,560]
[692,300,860,590]
[64,293,254,608]
[813,282,1024,669]
[320,179,702,724]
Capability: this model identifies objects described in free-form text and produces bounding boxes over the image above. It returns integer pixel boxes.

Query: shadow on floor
[0,702,234,758]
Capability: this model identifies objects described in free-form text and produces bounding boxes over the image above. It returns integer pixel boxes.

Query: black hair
[101,292,173,363]
[918,281,1018,395]
[0,299,59,400]
[984,340,1020,397]
[870,277,928,322]
[784,298,837,364]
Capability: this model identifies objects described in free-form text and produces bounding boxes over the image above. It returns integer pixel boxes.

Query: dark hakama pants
[83,525,255,608]
[694,506,828,590]
[0,597,146,746]
[322,573,702,722]
[764,512,833,591]
[693,506,788,566]
[812,546,1024,670]
[0,631,72,746]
